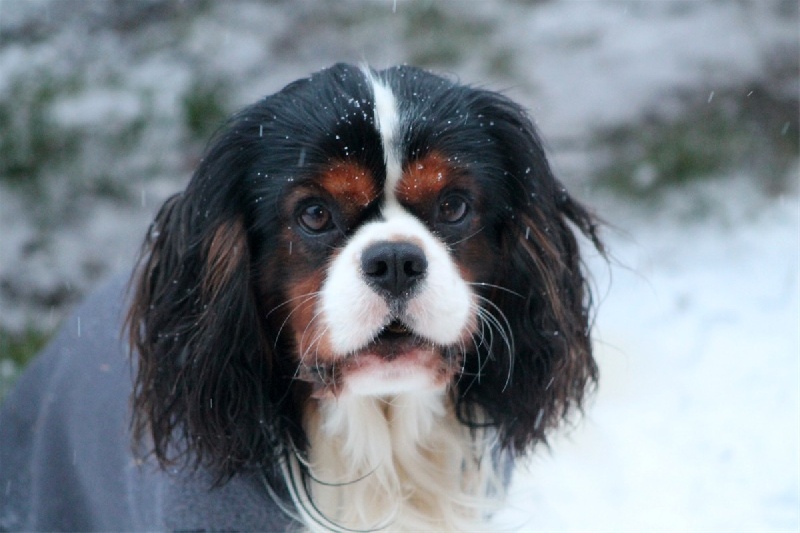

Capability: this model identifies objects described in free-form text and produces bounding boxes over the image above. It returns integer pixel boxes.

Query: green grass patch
[0,72,83,194]
[0,327,49,368]
[182,77,231,142]
[286,2,498,72]
[593,82,799,201]
[0,327,52,400]
[404,3,494,68]
[0,67,163,226]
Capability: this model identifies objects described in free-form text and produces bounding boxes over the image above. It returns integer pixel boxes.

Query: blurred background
[0,0,797,530]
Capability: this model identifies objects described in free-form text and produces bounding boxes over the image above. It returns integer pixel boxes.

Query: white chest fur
[289,392,503,532]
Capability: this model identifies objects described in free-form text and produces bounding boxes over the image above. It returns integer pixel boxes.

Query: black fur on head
[126,63,604,486]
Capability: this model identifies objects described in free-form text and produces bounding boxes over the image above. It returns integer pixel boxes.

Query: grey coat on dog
[0,276,292,531]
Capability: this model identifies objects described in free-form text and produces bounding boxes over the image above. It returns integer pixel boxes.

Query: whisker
[297,309,333,385]
[474,309,494,379]
[273,293,319,350]
[473,296,515,355]
[265,291,322,319]
[449,225,485,246]
[472,296,516,392]
[467,282,523,299]
[298,309,327,361]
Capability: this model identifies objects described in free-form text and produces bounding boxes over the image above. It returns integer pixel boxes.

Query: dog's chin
[306,321,460,398]
[342,347,452,397]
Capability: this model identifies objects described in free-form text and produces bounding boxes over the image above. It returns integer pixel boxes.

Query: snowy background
[0,1,797,531]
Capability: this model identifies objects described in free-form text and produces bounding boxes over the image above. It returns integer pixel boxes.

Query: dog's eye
[438,195,469,224]
[298,204,333,233]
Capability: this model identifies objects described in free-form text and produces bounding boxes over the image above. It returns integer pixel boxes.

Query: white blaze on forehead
[362,67,403,206]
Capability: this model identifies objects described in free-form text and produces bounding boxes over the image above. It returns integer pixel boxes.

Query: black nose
[361,241,428,298]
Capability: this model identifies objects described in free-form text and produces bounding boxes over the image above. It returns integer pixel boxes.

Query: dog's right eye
[298,203,333,233]
[297,204,333,233]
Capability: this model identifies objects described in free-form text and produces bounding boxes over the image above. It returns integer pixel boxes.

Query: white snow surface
[0,0,797,530]
[496,183,800,531]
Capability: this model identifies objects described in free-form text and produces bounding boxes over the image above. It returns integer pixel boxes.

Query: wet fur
[127,63,604,530]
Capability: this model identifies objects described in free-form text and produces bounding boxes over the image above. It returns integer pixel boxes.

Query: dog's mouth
[381,319,412,337]
[372,319,415,349]
[301,319,459,397]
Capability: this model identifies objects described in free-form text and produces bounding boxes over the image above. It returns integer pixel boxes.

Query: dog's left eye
[298,204,333,233]
[437,195,469,224]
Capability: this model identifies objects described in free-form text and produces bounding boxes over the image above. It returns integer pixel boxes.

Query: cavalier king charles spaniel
[0,64,603,532]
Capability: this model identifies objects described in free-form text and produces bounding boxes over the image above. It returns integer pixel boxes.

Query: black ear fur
[456,92,604,455]
[126,122,288,481]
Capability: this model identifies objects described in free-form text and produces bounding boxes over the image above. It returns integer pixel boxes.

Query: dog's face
[272,117,497,398]
[283,183,479,397]
[242,68,517,400]
[129,64,603,480]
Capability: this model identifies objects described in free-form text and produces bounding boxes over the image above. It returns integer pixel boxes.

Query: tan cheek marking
[286,272,335,363]
[459,299,480,344]
[319,160,379,211]
[204,217,247,296]
[396,152,451,205]
[456,261,477,284]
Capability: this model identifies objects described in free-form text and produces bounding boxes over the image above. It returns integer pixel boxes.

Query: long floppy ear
[126,122,284,480]
[457,93,604,455]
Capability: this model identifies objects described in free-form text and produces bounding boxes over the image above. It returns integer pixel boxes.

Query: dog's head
[128,63,603,482]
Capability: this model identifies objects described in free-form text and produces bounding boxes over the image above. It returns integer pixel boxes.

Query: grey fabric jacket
[0,276,293,531]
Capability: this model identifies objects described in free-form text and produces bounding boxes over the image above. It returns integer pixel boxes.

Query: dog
[0,64,603,531]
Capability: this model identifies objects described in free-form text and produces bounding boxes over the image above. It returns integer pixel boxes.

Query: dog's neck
[291,391,503,532]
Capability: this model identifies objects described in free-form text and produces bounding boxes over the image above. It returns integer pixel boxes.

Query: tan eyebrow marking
[318,160,379,210]
[396,152,452,206]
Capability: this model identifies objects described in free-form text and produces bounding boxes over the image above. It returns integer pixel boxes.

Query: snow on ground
[0,1,798,530]
[496,181,800,531]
